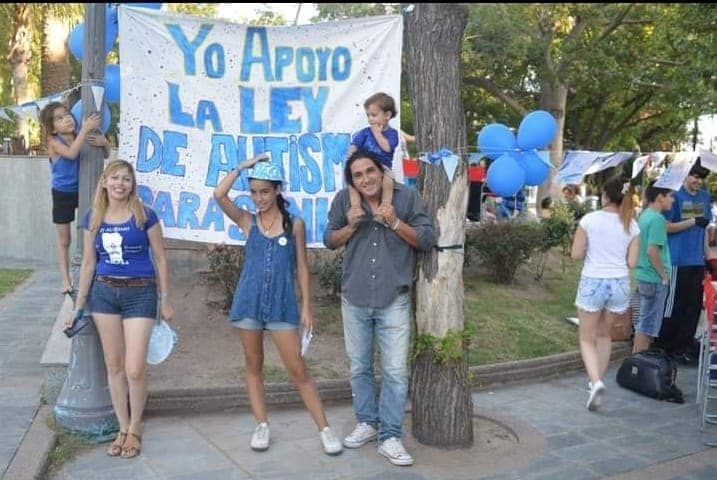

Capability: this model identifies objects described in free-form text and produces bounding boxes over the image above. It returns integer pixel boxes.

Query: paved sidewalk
[46,364,715,480]
[0,259,63,478]
[2,257,716,479]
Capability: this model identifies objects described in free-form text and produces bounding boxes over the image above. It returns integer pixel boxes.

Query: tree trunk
[537,82,568,210]
[41,13,72,96]
[7,4,32,152]
[405,3,473,448]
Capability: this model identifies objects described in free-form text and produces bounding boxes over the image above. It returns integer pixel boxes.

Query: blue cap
[248,161,284,184]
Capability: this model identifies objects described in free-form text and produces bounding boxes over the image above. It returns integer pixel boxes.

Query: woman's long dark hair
[602,176,633,234]
[275,187,293,237]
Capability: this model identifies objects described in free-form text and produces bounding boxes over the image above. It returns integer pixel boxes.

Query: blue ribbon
[426,147,455,165]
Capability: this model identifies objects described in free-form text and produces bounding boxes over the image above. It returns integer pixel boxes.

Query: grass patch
[44,416,95,476]
[465,252,581,365]
[0,268,32,299]
[310,248,582,366]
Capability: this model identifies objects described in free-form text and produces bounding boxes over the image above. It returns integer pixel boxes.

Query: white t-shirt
[579,210,639,278]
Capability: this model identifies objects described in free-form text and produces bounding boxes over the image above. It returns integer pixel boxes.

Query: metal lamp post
[53,3,117,442]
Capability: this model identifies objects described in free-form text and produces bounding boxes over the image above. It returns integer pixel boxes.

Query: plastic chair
[698,275,717,445]
[697,275,715,401]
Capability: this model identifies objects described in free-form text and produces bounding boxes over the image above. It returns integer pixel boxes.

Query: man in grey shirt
[323,149,436,466]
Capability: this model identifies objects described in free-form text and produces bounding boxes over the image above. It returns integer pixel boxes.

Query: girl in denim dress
[571,176,639,411]
[214,154,342,456]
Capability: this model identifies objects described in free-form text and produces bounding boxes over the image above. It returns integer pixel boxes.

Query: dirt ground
[147,277,351,391]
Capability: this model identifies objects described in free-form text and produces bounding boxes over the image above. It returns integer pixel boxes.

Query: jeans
[635,281,668,337]
[342,293,411,441]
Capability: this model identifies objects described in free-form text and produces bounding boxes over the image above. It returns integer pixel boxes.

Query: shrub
[203,243,245,310]
[465,220,542,284]
[534,203,575,281]
[311,249,343,297]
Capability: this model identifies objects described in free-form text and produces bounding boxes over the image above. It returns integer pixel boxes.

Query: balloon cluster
[67,4,162,132]
[477,110,557,197]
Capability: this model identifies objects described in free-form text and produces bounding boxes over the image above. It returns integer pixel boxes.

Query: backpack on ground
[616,348,684,403]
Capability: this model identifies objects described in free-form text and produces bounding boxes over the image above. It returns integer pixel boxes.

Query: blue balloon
[517,110,557,150]
[105,64,121,103]
[477,123,517,160]
[68,18,118,60]
[486,153,525,197]
[519,151,550,186]
[71,101,112,134]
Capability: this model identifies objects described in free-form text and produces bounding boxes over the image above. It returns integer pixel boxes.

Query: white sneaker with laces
[250,422,270,451]
[320,426,343,455]
[343,422,378,448]
[378,437,414,466]
[586,380,605,411]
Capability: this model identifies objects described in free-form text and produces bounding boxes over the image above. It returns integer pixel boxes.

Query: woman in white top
[571,176,640,411]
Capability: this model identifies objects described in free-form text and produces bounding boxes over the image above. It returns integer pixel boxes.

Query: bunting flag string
[0,83,82,123]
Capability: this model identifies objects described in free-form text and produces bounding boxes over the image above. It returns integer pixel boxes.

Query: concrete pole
[54,3,117,442]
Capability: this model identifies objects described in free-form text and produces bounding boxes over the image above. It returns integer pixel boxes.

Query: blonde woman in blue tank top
[214,153,343,456]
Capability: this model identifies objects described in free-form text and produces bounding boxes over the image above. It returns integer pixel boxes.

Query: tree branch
[466,76,528,116]
[596,4,634,42]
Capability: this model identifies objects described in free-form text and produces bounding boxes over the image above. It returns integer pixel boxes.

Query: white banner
[118,7,403,247]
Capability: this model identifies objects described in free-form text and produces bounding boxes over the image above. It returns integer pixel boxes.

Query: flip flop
[61,286,75,297]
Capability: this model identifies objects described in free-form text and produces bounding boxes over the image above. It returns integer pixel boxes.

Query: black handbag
[616,348,684,403]
[63,308,90,338]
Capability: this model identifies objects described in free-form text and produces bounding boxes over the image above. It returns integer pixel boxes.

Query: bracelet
[159,293,168,301]
[391,218,400,231]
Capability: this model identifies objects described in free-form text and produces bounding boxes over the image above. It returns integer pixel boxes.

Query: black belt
[96,275,156,287]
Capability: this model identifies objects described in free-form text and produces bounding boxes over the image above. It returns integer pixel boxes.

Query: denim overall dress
[229,215,299,327]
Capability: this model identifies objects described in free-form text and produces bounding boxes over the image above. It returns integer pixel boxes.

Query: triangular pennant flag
[91,85,105,111]
[22,103,39,121]
[632,154,649,179]
[699,148,717,172]
[35,97,50,111]
[441,153,460,182]
[9,106,23,118]
[655,152,699,191]
[0,109,11,122]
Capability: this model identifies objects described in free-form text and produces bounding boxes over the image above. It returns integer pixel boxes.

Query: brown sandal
[106,431,127,457]
[121,432,142,459]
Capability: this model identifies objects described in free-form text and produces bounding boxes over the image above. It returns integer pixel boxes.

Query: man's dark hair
[344,149,384,187]
[644,180,673,203]
[689,158,709,179]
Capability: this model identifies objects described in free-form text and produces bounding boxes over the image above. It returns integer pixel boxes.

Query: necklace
[258,211,278,235]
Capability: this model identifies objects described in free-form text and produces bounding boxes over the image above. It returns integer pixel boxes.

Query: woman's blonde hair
[88,160,147,232]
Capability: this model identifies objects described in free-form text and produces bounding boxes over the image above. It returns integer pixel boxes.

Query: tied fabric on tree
[419,148,461,182]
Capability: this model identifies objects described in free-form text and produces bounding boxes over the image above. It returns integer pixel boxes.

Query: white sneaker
[586,380,605,411]
[320,426,343,455]
[343,422,378,448]
[378,437,414,466]
[250,422,270,451]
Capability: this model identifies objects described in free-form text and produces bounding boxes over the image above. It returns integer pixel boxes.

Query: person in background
[213,154,343,456]
[497,188,526,220]
[571,176,639,411]
[633,181,674,353]
[68,160,173,459]
[467,157,487,221]
[655,160,713,364]
[539,196,553,220]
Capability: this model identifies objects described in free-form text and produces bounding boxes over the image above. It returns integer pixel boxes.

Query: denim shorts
[231,317,297,331]
[89,280,157,319]
[575,276,630,314]
[635,281,668,337]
